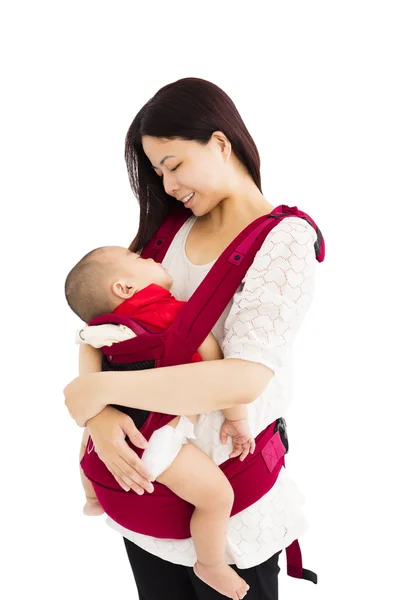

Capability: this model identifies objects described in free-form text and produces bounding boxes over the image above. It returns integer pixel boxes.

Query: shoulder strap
[141,203,324,263]
[89,204,324,353]
[140,204,191,261]
[170,204,324,354]
[275,204,325,262]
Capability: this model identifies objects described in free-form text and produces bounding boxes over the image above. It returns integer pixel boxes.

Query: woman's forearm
[83,358,274,416]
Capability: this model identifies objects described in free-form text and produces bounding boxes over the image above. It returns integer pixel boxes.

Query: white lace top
[106,213,318,568]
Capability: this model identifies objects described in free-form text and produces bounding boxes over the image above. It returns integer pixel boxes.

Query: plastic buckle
[274,417,289,454]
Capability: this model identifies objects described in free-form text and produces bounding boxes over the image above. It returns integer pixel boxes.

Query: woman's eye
[157,163,181,180]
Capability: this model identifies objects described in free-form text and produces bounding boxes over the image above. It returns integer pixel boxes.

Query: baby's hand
[220,419,256,461]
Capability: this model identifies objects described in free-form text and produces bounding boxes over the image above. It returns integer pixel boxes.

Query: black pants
[123,537,282,600]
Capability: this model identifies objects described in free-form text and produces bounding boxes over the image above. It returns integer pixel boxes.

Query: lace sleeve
[221,217,318,374]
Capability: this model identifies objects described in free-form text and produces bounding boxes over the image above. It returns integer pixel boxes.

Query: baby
[65,245,256,600]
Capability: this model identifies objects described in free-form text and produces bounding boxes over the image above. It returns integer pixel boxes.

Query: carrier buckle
[274,417,289,454]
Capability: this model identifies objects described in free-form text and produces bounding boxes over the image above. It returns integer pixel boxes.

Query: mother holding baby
[64,77,321,600]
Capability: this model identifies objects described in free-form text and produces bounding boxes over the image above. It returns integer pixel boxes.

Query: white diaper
[141,416,196,480]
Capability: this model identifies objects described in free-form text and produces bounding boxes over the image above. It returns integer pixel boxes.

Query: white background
[1,1,399,598]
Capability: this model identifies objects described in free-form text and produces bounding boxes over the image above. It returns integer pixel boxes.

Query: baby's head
[65,246,173,323]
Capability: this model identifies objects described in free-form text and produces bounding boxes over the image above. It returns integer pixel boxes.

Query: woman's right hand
[85,405,155,495]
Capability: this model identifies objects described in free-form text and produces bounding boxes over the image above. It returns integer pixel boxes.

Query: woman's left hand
[64,373,106,427]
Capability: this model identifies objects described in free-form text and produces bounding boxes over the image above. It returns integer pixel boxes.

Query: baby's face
[104,246,173,292]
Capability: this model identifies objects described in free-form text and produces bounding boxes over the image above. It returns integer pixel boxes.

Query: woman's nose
[163,174,178,197]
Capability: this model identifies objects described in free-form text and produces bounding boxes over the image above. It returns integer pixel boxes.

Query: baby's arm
[197,333,248,422]
[196,332,223,361]
[197,333,254,460]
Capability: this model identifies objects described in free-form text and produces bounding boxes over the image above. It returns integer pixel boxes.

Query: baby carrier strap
[90,203,324,370]
[141,202,325,263]
[90,203,324,364]
[160,204,324,358]
[272,204,325,263]
[141,203,191,261]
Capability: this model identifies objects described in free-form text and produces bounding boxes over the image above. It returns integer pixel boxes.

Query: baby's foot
[83,497,104,516]
[193,560,250,600]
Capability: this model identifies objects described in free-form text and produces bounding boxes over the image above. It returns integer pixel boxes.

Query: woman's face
[142,133,233,216]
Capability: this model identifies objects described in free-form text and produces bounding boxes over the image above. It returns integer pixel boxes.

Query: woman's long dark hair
[126,77,263,253]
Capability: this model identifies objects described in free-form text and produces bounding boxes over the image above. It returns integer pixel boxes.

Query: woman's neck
[199,187,274,235]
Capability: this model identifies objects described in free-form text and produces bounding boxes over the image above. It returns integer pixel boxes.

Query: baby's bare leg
[157,432,250,599]
[79,441,104,516]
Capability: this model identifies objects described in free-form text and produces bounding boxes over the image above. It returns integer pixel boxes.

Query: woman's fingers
[101,453,152,494]
[112,472,131,493]
[85,407,156,494]
[110,462,148,494]
[102,460,130,491]
[119,441,154,481]
[103,458,150,495]
[122,417,149,451]
[114,446,155,493]
[117,461,154,494]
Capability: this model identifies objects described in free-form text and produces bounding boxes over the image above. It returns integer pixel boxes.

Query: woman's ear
[212,130,232,162]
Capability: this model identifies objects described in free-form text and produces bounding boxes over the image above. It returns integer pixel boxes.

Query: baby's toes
[237,581,250,599]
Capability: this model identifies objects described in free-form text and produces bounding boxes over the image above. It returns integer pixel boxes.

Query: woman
[64,77,320,600]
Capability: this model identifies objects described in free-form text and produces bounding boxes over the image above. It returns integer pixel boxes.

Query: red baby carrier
[81,203,324,584]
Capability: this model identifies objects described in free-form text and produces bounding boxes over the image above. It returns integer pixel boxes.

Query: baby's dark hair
[65,247,117,323]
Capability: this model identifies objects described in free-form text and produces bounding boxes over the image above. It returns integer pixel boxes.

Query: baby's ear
[112,279,137,299]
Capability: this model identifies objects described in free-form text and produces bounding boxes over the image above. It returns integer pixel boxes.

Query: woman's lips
[183,193,195,208]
